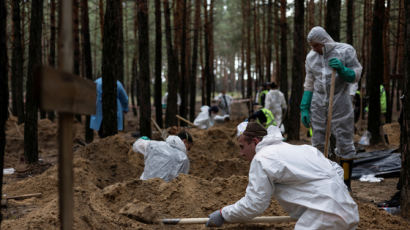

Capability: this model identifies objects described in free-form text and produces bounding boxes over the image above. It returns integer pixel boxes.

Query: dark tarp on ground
[352,149,401,179]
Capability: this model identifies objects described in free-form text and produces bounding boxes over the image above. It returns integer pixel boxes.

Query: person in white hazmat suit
[300,26,362,190]
[214,90,233,116]
[206,122,359,229]
[193,105,219,129]
[132,131,193,182]
[265,82,287,133]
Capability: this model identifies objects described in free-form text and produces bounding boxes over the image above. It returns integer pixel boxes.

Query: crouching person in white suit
[206,122,359,230]
[132,131,193,182]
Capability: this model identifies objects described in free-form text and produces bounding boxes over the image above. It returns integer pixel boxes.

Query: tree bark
[383,0,391,123]
[190,0,201,122]
[325,0,341,41]
[0,0,8,223]
[253,0,262,86]
[154,0,163,128]
[11,0,25,124]
[72,0,82,123]
[246,0,252,100]
[367,0,384,144]
[137,0,151,137]
[179,0,188,125]
[288,0,304,141]
[47,0,56,121]
[203,0,212,105]
[401,0,410,217]
[99,0,104,38]
[273,0,280,82]
[24,0,43,163]
[101,0,121,137]
[81,0,94,143]
[164,0,179,127]
[265,0,273,81]
[279,0,288,102]
[346,0,354,45]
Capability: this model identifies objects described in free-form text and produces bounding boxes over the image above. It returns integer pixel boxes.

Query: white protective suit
[193,105,215,129]
[265,89,287,131]
[304,26,362,159]
[214,93,233,115]
[132,136,189,182]
[222,126,359,230]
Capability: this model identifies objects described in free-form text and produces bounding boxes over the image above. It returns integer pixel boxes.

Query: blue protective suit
[90,78,129,131]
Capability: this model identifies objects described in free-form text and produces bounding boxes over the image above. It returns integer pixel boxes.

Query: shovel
[323,69,336,158]
[160,216,293,225]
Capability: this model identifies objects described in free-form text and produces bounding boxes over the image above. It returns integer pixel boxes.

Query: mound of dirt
[2,117,410,229]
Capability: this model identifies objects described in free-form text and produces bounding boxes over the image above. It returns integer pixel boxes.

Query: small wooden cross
[34,66,96,229]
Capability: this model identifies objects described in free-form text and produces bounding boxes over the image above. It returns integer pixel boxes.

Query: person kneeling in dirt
[206,122,359,229]
[132,131,193,182]
[193,106,219,129]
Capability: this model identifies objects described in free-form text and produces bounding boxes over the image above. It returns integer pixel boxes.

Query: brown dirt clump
[2,117,410,229]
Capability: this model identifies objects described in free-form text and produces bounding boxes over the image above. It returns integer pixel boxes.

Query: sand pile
[2,117,410,229]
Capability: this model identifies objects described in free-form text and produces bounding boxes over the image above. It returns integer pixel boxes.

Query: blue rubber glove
[140,136,150,140]
[328,58,355,83]
[205,210,224,227]
[300,91,313,128]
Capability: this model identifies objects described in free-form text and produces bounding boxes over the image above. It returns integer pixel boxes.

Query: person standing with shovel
[206,122,358,229]
[300,26,362,190]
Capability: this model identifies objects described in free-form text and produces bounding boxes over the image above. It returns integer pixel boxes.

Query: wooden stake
[324,69,336,158]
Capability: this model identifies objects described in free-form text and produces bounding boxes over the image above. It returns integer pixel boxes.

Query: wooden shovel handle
[160,216,293,225]
[324,69,336,158]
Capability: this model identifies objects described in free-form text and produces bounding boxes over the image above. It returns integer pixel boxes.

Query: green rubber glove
[300,91,313,128]
[140,136,150,140]
[328,58,355,83]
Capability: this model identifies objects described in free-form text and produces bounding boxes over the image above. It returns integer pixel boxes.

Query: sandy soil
[2,105,409,229]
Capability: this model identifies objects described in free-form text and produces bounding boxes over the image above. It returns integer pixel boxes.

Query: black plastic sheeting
[352,149,401,179]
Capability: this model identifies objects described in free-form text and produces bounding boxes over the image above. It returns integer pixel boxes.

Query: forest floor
[1,102,409,229]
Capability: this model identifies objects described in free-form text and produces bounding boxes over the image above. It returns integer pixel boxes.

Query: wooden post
[324,70,336,158]
[34,1,96,229]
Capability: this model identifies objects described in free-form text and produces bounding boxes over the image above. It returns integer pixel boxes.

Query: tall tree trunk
[164,0,179,127]
[81,0,94,143]
[203,0,211,105]
[253,0,262,86]
[325,0,341,41]
[367,0,384,144]
[73,0,82,122]
[99,0,104,38]
[118,2,124,84]
[319,0,323,26]
[154,0,163,128]
[401,0,410,217]
[240,8,245,99]
[179,0,188,125]
[47,0,56,121]
[101,0,121,137]
[279,0,288,101]
[137,0,151,137]
[384,0,392,123]
[246,0,252,100]
[11,0,25,124]
[0,0,8,223]
[288,0,304,141]
[308,0,315,30]
[190,0,200,122]
[209,0,215,99]
[24,0,43,163]
[265,0,273,81]
[346,0,354,45]
[273,0,280,82]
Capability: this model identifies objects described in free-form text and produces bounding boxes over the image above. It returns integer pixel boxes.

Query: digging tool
[1,192,43,206]
[34,1,96,228]
[151,118,167,140]
[176,115,197,128]
[159,216,293,225]
[323,69,336,158]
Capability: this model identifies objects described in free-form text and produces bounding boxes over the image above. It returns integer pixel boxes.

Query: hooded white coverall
[304,26,362,159]
[265,89,287,131]
[193,105,215,129]
[132,136,189,182]
[222,126,359,230]
[214,93,233,115]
